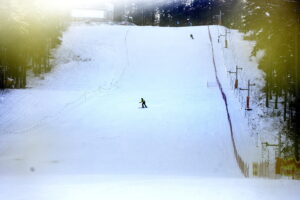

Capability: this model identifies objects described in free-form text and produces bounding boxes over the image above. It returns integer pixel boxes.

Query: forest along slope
[0,24,240,177]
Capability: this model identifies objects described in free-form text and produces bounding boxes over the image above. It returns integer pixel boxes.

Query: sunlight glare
[39,0,111,9]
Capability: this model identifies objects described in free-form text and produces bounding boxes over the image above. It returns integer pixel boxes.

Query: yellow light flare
[38,0,113,9]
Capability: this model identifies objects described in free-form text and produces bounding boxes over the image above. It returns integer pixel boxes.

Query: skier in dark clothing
[140,98,147,108]
[190,34,194,39]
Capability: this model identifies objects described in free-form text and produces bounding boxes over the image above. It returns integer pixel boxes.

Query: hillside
[0,23,299,200]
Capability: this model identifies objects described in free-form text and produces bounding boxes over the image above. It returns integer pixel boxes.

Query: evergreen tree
[0,0,69,89]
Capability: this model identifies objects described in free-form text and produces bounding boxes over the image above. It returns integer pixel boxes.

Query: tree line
[238,0,300,160]
[113,0,241,26]
[0,0,69,89]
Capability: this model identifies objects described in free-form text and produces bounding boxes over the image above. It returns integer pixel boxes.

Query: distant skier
[190,34,194,39]
[140,98,147,108]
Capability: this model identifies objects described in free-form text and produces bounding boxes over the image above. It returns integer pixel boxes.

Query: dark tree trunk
[284,90,287,121]
[266,70,270,108]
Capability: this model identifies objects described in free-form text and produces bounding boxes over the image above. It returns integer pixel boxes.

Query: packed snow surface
[0,23,299,199]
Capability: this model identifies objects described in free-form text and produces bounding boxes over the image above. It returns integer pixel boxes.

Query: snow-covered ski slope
[0,23,299,200]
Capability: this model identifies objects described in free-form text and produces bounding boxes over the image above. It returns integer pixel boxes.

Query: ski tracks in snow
[0,27,131,135]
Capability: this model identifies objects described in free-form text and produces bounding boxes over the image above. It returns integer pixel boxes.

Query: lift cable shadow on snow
[208,26,249,177]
